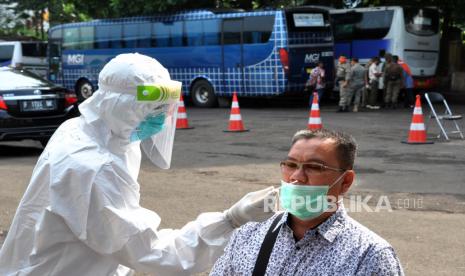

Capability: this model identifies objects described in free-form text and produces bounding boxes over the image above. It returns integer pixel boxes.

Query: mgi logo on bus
[304,53,320,64]
[67,54,84,66]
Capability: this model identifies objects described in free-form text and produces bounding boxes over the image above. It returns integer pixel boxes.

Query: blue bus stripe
[334,39,391,59]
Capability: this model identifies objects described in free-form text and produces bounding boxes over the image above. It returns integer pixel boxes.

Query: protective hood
[79,53,181,169]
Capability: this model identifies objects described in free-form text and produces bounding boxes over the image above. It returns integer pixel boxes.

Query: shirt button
[296,246,301,251]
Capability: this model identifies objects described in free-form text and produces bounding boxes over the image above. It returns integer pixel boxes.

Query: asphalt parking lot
[1,101,465,275]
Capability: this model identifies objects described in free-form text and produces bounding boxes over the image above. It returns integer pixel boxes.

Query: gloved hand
[224,186,278,228]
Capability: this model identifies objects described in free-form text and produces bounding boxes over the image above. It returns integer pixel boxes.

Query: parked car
[0,67,79,147]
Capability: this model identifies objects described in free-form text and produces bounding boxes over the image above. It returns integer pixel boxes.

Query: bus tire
[76,79,94,102]
[191,80,217,108]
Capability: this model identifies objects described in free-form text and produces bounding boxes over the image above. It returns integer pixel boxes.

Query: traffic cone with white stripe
[402,95,433,144]
[307,92,322,130]
[176,94,194,130]
[224,92,249,132]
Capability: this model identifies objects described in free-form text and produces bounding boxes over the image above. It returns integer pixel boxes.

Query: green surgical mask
[279,173,345,221]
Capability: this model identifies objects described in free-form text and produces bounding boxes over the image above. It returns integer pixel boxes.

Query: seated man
[210,129,404,276]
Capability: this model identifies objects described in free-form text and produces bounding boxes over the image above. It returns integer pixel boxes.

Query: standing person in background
[307,61,326,105]
[383,54,404,109]
[377,55,386,106]
[367,57,382,109]
[344,58,365,112]
[361,58,373,108]
[398,58,414,108]
[336,56,351,112]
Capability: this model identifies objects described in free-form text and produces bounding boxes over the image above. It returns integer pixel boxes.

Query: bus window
[22,42,47,57]
[332,11,393,41]
[153,22,183,47]
[138,23,152,48]
[95,25,109,49]
[404,8,439,36]
[243,15,274,44]
[248,16,274,43]
[109,24,123,48]
[63,27,79,50]
[203,19,220,45]
[123,23,139,48]
[171,22,183,47]
[223,20,242,45]
[95,24,123,49]
[153,23,169,47]
[286,11,332,45]
[79,26,94,49]
[186,21,203,46]
[356,10,393,39]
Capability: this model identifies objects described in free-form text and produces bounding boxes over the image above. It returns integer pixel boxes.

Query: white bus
[330,6,440,89]
[0,41,48,78]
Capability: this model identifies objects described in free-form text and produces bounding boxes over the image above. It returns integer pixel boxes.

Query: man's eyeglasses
[280,160,345,176]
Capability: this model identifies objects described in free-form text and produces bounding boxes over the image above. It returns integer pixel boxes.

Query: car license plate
[21,100,56,112]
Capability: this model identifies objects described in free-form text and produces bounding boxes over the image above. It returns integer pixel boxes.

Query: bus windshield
[404,8,439,36]
[331,10,394,41]
[285,9,332,44]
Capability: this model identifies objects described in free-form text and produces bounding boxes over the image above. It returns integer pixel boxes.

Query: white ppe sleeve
[53,164,234,275]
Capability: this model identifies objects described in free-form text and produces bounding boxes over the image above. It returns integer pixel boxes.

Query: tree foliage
[2,0,465,40]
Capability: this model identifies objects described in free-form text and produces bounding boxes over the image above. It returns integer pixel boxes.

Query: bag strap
[252,213,284,276]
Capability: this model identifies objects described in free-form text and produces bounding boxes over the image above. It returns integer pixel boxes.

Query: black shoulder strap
[252,213,284,276]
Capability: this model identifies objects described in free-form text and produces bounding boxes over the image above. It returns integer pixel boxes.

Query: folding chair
[424,92,464,140]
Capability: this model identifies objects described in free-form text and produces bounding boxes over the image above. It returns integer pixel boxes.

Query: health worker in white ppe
[0,53,277,276]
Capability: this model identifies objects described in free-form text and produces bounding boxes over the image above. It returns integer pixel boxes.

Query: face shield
[79,53,182,169]
[135,80,181,169]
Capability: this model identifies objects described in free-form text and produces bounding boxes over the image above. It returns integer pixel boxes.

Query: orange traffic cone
[224,92,249,132]
[402,95,433,144]
[176,94,194,130]
[307,92,322,130]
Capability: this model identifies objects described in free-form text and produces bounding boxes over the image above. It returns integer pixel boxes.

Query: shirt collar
[279,204,348,243]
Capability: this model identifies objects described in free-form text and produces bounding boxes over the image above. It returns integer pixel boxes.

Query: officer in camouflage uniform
[383,54,404,108]
[336,56,351,112]
[345,58,366,112]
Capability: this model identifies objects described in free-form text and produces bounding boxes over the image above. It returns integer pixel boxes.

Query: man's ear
[341,170,355,195]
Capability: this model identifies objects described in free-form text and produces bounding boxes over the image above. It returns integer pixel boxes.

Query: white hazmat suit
[0,53,277,275]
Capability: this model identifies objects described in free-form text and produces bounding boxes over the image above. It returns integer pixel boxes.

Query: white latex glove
[224,186,278,228]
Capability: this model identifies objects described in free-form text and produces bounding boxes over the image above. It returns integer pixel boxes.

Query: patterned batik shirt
[210,206,404,276]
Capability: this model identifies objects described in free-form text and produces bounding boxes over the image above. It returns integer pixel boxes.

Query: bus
[0,41,48,78]
[330,6,440,90]
[47,7,334,107]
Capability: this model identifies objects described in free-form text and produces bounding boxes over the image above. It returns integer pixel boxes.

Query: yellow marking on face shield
[137,82,181,102]
[137,85,161,101]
